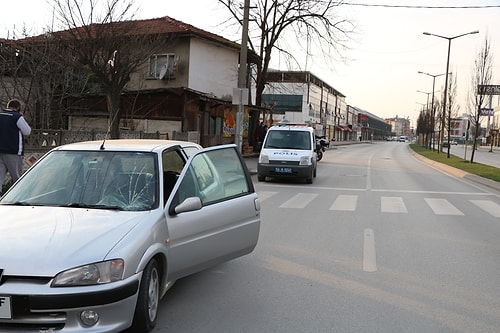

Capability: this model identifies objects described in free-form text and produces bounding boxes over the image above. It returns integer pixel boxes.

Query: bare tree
[217,0,355,107]
[416,106,432,147]
[444,73,459,150]
[52,0,166,138]
[468,36,493,163]
[0,32,81,129]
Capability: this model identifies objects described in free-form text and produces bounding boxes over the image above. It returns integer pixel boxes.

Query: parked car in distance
[443,140,458,147]
[257,122,317,184]
[0,139,260,333]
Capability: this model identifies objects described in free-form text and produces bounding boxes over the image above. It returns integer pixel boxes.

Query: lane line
[366,153,374,190]
[363,228,377,272]
[256,183,492,196]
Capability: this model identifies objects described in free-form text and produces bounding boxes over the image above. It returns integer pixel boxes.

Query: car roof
[52,139,202,153]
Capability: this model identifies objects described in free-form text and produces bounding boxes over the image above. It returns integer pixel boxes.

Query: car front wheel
[129,258,160,332]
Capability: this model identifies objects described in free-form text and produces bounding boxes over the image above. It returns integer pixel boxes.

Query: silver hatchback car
[0,139,260,332]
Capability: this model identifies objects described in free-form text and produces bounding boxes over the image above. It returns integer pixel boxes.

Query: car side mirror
[173,196,202,214]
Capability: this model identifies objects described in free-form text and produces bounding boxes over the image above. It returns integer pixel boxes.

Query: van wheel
[258,175,266,182]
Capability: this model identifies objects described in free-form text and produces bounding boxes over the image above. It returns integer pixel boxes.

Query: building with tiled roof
[1,16,263,150]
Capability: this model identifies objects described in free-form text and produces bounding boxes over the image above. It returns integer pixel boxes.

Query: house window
[149,53,176,80]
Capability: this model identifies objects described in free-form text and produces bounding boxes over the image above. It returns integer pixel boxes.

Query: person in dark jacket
[0,99,31,192]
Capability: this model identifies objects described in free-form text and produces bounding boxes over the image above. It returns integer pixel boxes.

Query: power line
[347,3,500,9]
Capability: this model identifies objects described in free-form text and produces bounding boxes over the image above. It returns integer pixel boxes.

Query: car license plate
[275,167,292,173]
[0,296,12,319]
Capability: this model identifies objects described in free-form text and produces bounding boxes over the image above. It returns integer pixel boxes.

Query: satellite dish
[159,65,168,80]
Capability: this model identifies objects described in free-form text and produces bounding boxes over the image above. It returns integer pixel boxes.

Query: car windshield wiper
[1,201,39,206]
[66,203,124,211]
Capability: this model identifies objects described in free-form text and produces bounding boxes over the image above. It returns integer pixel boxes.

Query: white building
[261,71,348,141]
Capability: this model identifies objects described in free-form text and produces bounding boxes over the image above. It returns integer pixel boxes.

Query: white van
[257,124,317,184]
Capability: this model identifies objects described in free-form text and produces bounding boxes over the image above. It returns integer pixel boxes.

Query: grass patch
[410,144,500,182]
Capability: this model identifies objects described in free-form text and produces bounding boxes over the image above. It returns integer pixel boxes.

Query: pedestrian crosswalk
[257,191,500,218]
[424,198,464,216]
[329,195,357,211]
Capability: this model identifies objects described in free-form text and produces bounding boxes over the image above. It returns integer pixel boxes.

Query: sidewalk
[449,144,500,168]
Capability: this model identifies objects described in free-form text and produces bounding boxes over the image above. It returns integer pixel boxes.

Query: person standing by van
[0,99,31,192]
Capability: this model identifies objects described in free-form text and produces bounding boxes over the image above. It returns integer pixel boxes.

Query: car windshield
[264,130,311,150]
[0,150,158,211]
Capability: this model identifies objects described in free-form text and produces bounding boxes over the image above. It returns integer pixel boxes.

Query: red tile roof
[18,16,240,50]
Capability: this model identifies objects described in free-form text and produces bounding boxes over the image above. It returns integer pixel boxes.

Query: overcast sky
[2,0,499,125]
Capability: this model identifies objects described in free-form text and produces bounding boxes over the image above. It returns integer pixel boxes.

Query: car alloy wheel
[130,259,160,332]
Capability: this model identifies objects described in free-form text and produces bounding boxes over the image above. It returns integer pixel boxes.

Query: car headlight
[299,156,309,165]
[259,154,269,164]
[52,259,124,287]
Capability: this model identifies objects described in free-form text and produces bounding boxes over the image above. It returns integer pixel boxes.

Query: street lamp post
[423,30,479,157]
[418,71,447,151]
[417,90,432,109]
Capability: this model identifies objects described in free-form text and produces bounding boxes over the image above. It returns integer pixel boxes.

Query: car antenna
[100,110,120,150]
[100,127,110,150]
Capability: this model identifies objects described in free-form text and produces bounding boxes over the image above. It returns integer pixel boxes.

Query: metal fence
[25,129,162,152]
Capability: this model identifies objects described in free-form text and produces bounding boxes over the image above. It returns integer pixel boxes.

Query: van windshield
[264,130,311,150]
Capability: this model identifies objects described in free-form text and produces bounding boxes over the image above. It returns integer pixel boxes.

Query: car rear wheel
[129,258,160,332]
[258,175,266,182]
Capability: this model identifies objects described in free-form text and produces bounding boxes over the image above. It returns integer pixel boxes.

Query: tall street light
[416,90,432,108]
[418,71,448,151]
[423,30,479,158]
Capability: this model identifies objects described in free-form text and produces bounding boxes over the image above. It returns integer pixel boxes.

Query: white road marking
[381,196,408,213]
[470,200,500,218]
[279,193,318,208]
[424,198,464,216]
[257,191,278,202]
[363,228,377,272]
[330,195,358,211]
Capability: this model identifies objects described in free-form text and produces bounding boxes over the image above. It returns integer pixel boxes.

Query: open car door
[165,144,260,281]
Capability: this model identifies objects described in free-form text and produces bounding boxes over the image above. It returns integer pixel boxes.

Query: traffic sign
[480,108,494,116]
[478,85,500,95]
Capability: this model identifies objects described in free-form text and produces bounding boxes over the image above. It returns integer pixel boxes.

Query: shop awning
[336,125,352,132]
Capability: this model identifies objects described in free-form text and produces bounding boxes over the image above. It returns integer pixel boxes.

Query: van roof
[268,125,313,132]
[273,121,310,127]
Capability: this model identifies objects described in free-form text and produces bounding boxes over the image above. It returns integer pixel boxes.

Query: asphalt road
[151,142,500,333]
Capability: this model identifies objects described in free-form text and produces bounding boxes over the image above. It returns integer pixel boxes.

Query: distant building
[349,106,392,141]
[261,70,348,141]
[386,116,410,138]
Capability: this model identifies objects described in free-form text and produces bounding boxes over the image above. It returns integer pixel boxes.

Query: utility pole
[234,0,250,153]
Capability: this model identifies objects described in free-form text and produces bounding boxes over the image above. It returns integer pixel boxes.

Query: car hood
[0,206,150,277]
